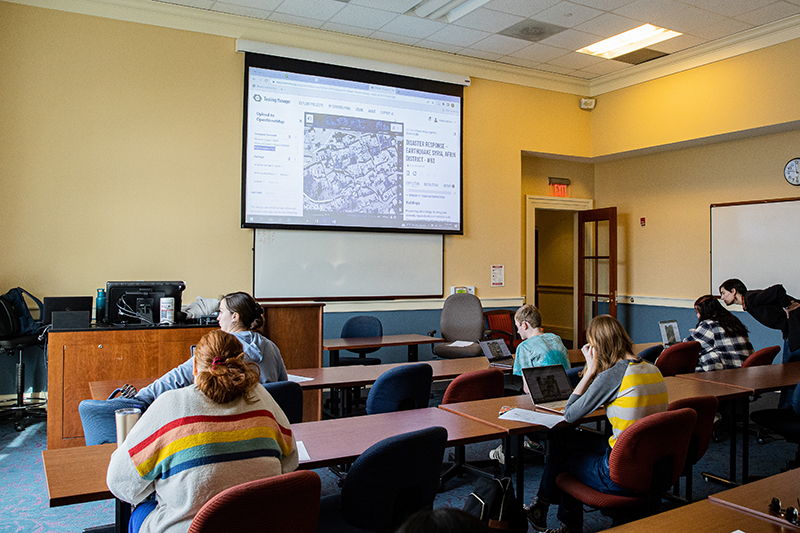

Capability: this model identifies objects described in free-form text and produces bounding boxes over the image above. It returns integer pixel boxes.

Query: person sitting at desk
[684,294,754,372]
[107,329,298,533]
[133,291,288,406]
[525,315,668,533]
[512,304,570,378]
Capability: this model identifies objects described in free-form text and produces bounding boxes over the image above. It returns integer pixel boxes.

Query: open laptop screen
[659,320,681,346]
[521,365,573,404]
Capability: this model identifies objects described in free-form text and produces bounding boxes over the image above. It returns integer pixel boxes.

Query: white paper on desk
[448,341,475,347]
[296,441,310,461]
[288,374,314,383]
[499,408,564,428]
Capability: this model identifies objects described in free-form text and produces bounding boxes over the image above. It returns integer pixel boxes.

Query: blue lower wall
[1,302,787,396]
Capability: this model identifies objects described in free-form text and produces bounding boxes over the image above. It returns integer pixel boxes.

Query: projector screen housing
[241,52,464,235]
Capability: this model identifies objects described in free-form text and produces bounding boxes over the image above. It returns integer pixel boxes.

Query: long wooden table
[42,407,505,508]
[323,334,442,366]
[709,468,800,530]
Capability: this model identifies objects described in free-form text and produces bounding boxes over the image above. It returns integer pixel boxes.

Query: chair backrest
[263,380,303,424]
[637,344,664,364]
[366,363,433,415]
[668,395,719,467]
[78,397,146,446]
[608,408,696,494]
[341,316,383,356]
[483,310,517,350]
[741,345,781,368]
[442,368,505,405]
[440,294,485,343]
[339,426,448,532]
[655,341,701,376]
[188,470,321,533]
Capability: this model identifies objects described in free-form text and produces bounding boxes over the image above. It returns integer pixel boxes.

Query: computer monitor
[105,281,185,325]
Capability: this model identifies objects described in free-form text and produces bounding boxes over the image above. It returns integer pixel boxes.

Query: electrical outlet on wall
[451,286,475,295]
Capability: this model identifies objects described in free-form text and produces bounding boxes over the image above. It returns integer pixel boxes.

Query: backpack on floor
[0,287,43,337]
[463,476,528,532]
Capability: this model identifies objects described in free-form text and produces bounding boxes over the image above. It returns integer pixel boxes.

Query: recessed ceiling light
[577,24,681,60]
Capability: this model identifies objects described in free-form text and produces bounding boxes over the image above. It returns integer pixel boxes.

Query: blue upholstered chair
[365,363,433,415]
[264,380,303,424]
[637,344,663,364]
[337,316,383,366]
[317,426,448,532]
[78,397,147,446]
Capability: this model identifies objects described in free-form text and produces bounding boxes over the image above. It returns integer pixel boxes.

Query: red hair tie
[212,357,226,368]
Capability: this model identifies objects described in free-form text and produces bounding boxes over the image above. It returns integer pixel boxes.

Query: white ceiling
[157,0,800,80]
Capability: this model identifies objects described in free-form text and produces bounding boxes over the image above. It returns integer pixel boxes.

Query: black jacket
[743,285,800,351]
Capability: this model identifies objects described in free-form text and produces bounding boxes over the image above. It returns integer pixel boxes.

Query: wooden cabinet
[47,302,324,450]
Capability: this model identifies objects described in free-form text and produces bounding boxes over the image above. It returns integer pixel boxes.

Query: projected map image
[303,113,403,217]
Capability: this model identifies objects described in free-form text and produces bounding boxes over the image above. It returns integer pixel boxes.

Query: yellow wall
[595,128,800,300]
[0,2,589,301]
[592,38,800,157]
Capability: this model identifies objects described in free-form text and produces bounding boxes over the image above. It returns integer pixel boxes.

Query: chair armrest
[427,329,437,337]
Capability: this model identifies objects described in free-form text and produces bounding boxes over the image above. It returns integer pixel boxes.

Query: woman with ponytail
[108,329,298,533]
[134,291,287,406]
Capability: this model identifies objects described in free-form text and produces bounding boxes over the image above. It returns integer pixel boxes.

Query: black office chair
[751,379,800,472]
[318,426,448,532]
[264,381,303,424]
[0,301,46,431]
[429,294,487,359]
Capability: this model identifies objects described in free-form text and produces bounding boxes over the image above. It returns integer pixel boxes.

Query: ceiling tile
[320,21,377,37]
[501,56,543,68]
[379,14,446,39]
[327,5,399,30]
[214,0,281,10]
[682,0,776,18]
[570,0,635,10]
[268,12,325,28]
[686,14,753,40]
[483,0,560,18]
[460,48,504,61]
[425,24,492,47]
[613,0,688,27]
[548,50,606,68]
[539,28,601,49]
[212,2,270,19]
[569,69,597,79]
[574,12,640,37]
[368,30,423,46]
[579,57,631,74]
[273,0,345,21]
[161,0,214,8]
[415,39,466,53]
[510,42,570,62]
[736,2,800,26]
[535,63,578,75]
[532,1,606,28]
[470,34,531,54]
[348,0,424,14]
[453,7,525,32]
[648,32,706,53]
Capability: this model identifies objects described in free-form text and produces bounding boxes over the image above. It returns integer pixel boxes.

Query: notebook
[479,338,514,368]
[521,364,574,414]
[658,320,681,347]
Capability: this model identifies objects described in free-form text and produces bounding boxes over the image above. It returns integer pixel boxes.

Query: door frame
[525,195,594,344]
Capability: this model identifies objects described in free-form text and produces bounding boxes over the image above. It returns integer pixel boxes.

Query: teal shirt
[512,332,570,377]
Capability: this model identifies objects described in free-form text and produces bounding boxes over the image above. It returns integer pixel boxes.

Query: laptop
[479,338,514,368]
[42,296,93,328]
[521,364,574,414]
[658,320,681,347]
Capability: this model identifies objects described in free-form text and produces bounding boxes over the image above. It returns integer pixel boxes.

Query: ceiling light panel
[577,23,680,59]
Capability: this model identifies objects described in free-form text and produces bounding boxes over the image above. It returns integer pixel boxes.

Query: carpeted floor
[0,390,795,533]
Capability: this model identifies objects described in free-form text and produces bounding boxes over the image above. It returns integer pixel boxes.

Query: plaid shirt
[684,320,754,372]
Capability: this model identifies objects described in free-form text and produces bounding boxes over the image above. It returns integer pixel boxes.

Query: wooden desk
[42,408,505,507]
[605,499,790,533]
[709,468,800,530]
[323,334,442,366]
[439,395,604,501]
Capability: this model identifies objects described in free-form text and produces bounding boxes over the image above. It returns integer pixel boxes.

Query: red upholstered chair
[483,309,521,353]
[668,396,719,502]
[655,341,701,377]
[440,368,506,487]
[555,409,696,525]
[741,345,781,368]
[188,470,321,533]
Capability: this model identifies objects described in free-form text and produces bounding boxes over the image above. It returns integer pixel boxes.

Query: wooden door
[577,207,617,346]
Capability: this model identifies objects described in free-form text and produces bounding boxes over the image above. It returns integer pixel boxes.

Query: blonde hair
[515,304,542,329]
[586,315,634,374]
[194,330,261,404]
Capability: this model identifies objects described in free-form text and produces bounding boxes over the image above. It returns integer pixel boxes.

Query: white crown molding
[7,0,800,97]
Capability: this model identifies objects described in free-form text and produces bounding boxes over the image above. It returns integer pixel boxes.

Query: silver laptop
[658,320,681,347]
[479,338,514,368]
[521,364,573,414]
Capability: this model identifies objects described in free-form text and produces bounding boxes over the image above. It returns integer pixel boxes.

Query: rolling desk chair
[429,293,486,359]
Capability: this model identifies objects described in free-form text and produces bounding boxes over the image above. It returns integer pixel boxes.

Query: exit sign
[550,183,570,197]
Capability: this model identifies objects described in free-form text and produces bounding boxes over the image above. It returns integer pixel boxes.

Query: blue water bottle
[96,288,106,324]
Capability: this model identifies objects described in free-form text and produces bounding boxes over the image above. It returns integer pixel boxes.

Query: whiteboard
[711,198,800,297]
[254,229,443,300]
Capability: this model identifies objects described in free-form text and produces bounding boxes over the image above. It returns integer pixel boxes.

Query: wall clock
[785,158,800,186]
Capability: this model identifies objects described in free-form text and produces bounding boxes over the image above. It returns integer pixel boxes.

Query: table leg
[408,345,418,363]
[729,400,737,483]
[329,349,340,367]
[515,434,524,502]
[742,397,749,483]
[116,500,131,533]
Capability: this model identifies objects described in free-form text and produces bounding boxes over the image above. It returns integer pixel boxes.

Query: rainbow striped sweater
[107,384,297,533]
